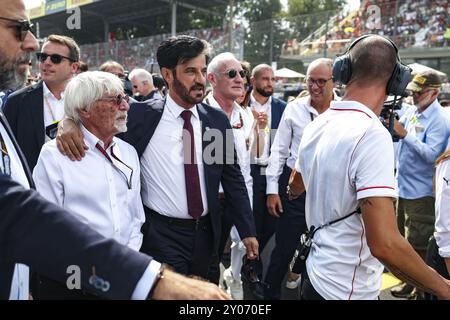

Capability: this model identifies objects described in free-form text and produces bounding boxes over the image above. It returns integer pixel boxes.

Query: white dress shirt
[295,101,397,300]
[33,125,145,250]
[266,96,318,194]
[42,82,65,141]
[205,92,253,201]
[434,137,450,258]
[140,94,208,218]
[0,119,30,300]
[250,93,272,166]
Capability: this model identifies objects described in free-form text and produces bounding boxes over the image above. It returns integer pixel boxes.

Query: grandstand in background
[29,0,244,71]
[281,0,450,78]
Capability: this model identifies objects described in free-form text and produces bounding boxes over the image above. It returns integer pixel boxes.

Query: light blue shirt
[396,99,450,199]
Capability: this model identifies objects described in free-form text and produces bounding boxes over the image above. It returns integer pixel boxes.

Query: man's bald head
[348,35,397,88]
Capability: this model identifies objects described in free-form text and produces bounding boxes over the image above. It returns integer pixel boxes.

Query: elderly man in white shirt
[264,58,335,299]
[205,52,265,299]
[33,71,145,299]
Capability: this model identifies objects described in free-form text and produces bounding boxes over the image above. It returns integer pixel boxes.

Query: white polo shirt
[295,100,397,300]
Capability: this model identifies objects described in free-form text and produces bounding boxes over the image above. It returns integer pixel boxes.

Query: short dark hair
[47,34,80,62]
[157,35,211,70]
[349,36,397,86]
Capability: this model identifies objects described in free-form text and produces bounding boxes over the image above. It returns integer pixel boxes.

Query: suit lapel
[0,112,35,188]
[29,81,45,150]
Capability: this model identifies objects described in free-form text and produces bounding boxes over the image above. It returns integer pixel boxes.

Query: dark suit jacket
[270,97,287,130]
[119,99,257,250]
[3,81,45,170]
[0,111,152,300]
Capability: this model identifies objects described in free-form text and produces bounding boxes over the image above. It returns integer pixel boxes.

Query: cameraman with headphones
[290,35,450,299]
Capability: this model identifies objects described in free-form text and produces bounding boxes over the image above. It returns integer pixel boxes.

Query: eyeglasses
[221,69,247,79]
[0,17,35,41]
[100,94,130,105]
[306,77,332,87]
[36,52,76,64]
[412,89,433,97]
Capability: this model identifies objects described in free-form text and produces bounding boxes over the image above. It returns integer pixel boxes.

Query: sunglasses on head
[36,52,76,64]
[222,69,247,79]
[0,17,35,42]
[101,94,130,105]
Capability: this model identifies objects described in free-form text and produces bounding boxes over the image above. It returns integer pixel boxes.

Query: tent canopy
[274,68,305,78]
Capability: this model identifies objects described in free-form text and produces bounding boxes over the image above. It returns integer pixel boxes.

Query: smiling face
[0,0,39,91]
[306,63,334,107]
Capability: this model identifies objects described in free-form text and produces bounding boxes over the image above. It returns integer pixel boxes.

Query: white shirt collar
[80,124,116,151]
[43,81,64,100]
[166,93,200,120]
[205,91,241,113]
[329,100,378,119]
[250,92,272,107]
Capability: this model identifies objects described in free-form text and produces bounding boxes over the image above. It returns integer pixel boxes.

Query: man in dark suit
[247,64,287,292]
[3,34,80,170]
[0,0,229,300]
[57,36,259,282]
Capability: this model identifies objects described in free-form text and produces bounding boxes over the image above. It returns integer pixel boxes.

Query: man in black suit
[0,0,229,300]
[57,36,259,281]
[4,34,80,170]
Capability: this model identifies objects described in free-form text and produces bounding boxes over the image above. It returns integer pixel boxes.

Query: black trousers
[300,271,325,300]
[250,164,277,277]
[264,165,307,300]
[140,207,214,280]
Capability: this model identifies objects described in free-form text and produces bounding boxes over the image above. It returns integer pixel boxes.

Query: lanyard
[0,132,11,176]
[95,143,133,190]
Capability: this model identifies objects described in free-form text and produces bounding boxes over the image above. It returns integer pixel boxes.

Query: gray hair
[251,64,273,78]
[128,68,153,85]
[64,71,124,124]
[207,52,238,75]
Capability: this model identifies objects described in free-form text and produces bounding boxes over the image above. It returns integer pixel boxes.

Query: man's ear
[78,108,90,121]
[161,67,172,86]
[250,76,256,86]
[70,62,79,75]
[207,73,216,86]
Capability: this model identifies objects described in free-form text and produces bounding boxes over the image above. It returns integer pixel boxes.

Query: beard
[0,49,30,92]
[172,72,205,105]
[255,85,273,98]
[114,112,128,133]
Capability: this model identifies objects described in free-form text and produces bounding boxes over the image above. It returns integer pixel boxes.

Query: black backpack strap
[310,208,361,238]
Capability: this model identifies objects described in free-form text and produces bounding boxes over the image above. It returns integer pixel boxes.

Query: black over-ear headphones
[332,34,412,96]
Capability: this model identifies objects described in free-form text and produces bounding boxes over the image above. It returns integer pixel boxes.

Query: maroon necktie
[180,110,203,219]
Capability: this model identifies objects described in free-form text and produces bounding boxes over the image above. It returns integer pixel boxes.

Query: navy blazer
[0,112,152,300]
[119,98,257,248]
[3,81,45,170]
[270,97,287,130]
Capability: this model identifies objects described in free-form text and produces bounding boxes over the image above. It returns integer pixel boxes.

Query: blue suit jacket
[119,98,257,248]
[0,112,152,300]
[270,97,287,130]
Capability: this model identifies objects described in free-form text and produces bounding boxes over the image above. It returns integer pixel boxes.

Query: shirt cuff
[266,181,279,194]
[131,260,161,300]
[436,231,450,258]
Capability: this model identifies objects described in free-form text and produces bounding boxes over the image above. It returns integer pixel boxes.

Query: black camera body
[380,99,403,142]
[290,227,315,274]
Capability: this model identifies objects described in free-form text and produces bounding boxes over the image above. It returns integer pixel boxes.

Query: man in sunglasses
[128,68,162,101]
[0,0,229,301]
[204,52,264,299]
[3,34,80,171]
[32,71,147,299]
[264,58,335,300]
[391,69,450,299]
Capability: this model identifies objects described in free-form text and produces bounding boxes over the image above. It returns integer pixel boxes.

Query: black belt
[144,207,210,229]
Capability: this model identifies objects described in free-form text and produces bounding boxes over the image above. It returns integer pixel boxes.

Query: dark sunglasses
[36,52,76,64]
[222,69,247,79]
[0,17,35,41]
[100,94,130,105]
[306,77,332,87]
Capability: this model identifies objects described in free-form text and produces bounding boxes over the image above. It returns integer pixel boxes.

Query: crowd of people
[1,0,450,301]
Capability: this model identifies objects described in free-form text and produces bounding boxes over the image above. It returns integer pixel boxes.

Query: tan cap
[406,70,442,92]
